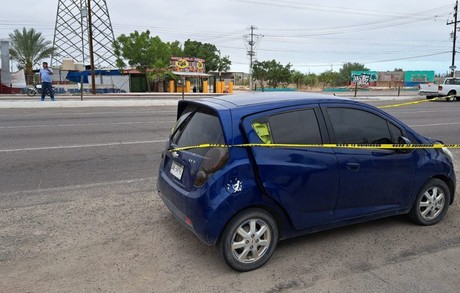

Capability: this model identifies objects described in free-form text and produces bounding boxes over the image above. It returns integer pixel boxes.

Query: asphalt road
[2,99,460,292]
[1,99,457,194]
[0,107,174,193]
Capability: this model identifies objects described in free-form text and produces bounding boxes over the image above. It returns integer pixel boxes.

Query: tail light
[438,85,442,91]
[194,147,229,186]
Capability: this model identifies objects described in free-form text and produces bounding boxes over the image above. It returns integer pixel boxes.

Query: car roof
[180,92,353,113]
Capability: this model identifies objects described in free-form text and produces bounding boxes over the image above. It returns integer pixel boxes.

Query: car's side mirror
[396,136,412,153]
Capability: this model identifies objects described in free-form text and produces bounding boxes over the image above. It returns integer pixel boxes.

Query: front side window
[327,108,395,144]
[252,109,322,144]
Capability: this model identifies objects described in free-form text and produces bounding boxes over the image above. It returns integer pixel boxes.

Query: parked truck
[437,77,460,101]
[418,82,440,99]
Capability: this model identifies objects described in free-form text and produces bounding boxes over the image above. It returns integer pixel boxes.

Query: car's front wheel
[219,208,278,271]
[409,178,450,225]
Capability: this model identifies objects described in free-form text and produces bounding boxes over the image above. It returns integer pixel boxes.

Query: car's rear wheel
[409,178,450,225]
[219,208,278,271]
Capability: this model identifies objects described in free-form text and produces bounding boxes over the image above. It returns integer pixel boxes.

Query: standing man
[39,62,55,101]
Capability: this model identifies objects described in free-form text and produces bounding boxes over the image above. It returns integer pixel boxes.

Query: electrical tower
[244,25,263,90]
[51,0,116,68]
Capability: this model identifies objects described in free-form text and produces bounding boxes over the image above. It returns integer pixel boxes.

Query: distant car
[157,92,456,271]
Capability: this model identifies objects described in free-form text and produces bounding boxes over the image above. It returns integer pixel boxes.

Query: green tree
[183,40,231,72]
[8,27,55,84]
[291,70,305,89]
[252,61,268,90]
[149,59,176,93]
[304,73,318,88]
[337,62,369,86]
[217,56,231,73]
[318,71,340,87]
[291,71,318,90]
[252,60,292,89]
[168,41,184,57]
[113,30,174,91]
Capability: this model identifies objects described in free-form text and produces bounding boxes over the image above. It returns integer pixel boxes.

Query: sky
[0,0,458,74]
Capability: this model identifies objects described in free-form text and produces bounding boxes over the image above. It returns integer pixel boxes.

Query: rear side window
[172,107,225,155]
[327,108,398,144]
[252,109,322,144]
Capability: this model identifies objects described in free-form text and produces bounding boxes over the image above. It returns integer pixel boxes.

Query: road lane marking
[0,110,176,118]
[410,122,460,127]
[0,140,167,153]
[0,121,175,129]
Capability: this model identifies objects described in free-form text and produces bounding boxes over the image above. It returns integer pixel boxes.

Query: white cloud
[1,0,456,74]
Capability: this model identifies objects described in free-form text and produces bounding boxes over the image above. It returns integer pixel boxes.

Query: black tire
[219,208,278,272]
[447,91,456,102]
[26,88,36,97]
[409,178,450,226]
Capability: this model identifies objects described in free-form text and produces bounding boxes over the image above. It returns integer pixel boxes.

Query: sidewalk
[0,92,211,108]
[0,92,421,109]
[0,99,180,108]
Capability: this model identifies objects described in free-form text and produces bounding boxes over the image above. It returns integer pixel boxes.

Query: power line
[230,0,451,19]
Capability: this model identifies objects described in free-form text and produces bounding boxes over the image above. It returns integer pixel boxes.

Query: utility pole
[87,0,96,94]
[244,26,263,91]
[448,0,459,77]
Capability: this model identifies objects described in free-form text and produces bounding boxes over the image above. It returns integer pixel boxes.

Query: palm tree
[9,28,55,84]
[149,59,176,92]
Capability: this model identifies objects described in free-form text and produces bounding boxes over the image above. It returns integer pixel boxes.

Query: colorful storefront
[170,57,209,93]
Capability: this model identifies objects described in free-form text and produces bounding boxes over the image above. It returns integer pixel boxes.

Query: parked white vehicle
[418,82,440,99]
[437,77,460,101]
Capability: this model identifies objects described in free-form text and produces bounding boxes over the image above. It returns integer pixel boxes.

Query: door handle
[346,163,360,171]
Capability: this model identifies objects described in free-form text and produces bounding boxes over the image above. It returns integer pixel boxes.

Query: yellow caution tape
[170,96,459,152]
[378,95,456,109]
[378,98,438,109]
[169,143,460,152]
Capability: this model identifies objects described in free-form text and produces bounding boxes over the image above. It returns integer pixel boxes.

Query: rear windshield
[171,106,225,155]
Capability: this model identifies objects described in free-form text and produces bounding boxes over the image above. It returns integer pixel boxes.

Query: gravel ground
[2,173,460,292]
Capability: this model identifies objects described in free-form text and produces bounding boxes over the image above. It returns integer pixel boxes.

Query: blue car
[157,92,456,271]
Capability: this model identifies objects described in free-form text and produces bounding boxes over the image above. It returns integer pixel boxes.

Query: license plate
[170,161,184,180]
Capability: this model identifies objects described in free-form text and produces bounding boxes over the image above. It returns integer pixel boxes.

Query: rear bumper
[418,91,440,97]
[157,186,195,234]
[157,169,227,246]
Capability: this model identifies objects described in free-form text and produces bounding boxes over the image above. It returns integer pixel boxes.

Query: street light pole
[217,49,222,81]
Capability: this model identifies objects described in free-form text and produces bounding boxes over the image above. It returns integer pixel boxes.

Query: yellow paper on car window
[252,122,272,144]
